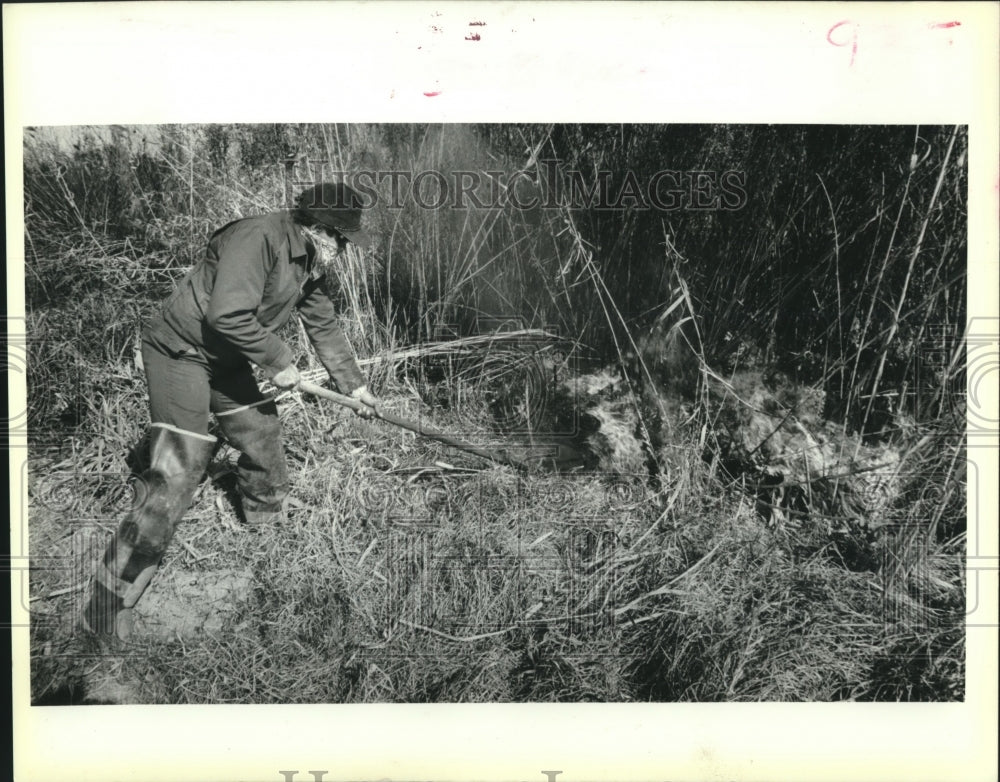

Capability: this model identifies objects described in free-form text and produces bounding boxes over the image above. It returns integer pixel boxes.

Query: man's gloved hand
[351,386,380,419]
[271,364,301,390]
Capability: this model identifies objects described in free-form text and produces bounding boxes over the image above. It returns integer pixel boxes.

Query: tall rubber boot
[215,400,289,527]
[82,424,215,641]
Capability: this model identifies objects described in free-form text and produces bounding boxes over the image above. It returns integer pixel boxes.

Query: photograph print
[24,123,967,705]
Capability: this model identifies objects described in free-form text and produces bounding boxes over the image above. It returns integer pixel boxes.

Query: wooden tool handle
[297,380,529,472]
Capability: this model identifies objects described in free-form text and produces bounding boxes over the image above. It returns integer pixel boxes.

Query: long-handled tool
[297,380,530,472]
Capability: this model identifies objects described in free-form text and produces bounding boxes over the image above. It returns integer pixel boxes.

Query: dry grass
[27,371,964,703]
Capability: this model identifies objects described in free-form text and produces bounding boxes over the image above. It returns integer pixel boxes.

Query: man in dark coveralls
[83,182,379,641]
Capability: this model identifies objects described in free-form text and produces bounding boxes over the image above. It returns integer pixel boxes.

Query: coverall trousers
[139,321,291,516]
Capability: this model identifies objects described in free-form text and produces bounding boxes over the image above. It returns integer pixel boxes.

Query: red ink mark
[465,33,481,41]
[468,21,486,26]
[930,21,961,29]
[827,20,859,67]
[423,91,442,97]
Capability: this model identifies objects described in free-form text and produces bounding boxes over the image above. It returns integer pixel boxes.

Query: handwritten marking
[423,91,442,97]
[930,21,961,29]
[827,20,859,67]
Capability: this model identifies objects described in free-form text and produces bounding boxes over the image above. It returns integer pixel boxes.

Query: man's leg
[211,365,289,526]
[82,331,216,641]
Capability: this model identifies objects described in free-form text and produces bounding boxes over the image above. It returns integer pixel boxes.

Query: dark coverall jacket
[149,210,365,394]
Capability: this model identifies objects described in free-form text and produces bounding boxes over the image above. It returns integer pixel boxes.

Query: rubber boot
[82,424,215,641]
[215,401,290,528]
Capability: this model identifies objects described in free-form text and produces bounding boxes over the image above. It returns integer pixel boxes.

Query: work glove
[270,364,301,390]
[351,386,380,419]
